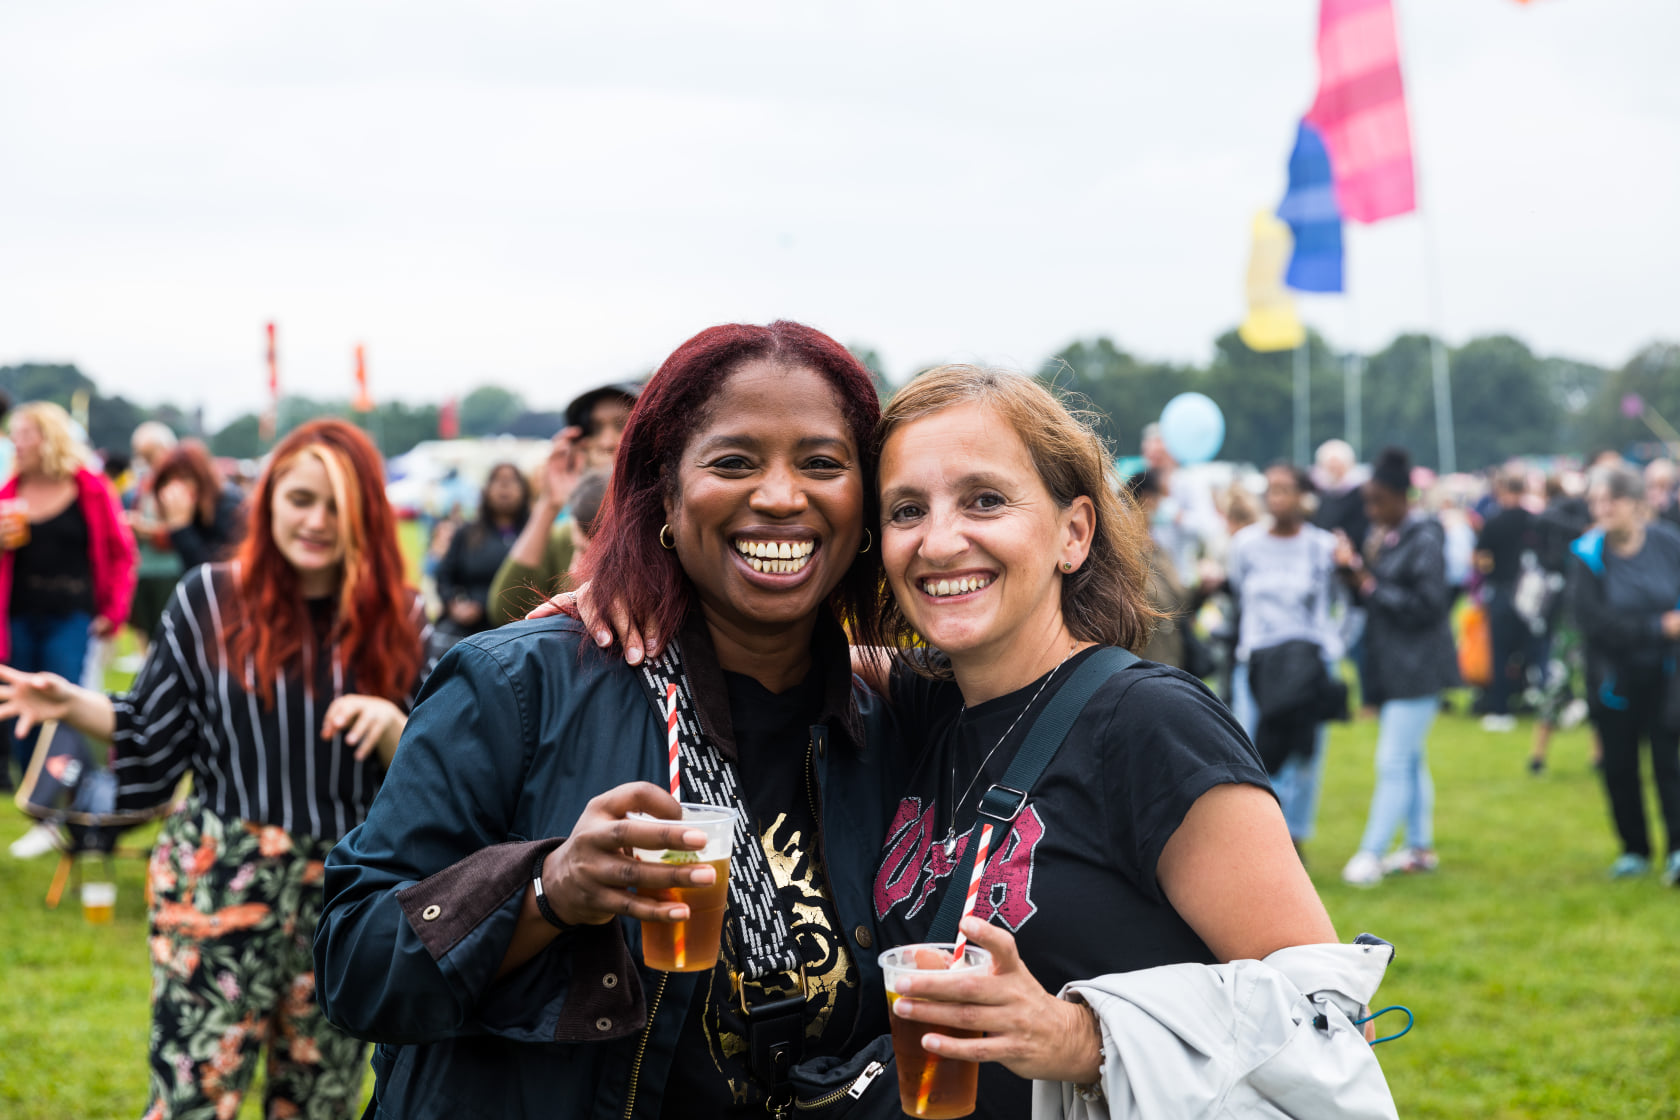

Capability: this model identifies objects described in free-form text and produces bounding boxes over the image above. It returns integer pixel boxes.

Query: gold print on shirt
[704,810,858,1103]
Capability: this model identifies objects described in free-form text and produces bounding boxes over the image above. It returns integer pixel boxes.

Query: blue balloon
[1159,393,1225,465]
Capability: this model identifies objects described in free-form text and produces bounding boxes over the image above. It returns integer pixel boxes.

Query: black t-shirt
[1476,506,1534,587]
[1601,521,1680,670]
[11,501,94,616]
[873,649,1272,1120]
[660,665,863,1118]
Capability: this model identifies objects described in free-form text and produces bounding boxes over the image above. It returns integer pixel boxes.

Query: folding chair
[12,720,183,909]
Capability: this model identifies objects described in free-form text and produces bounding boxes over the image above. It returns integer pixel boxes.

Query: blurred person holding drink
[0,401,136,812]
[487,381,639,624]
[315,323,908,1118]
[0,419,433,1117]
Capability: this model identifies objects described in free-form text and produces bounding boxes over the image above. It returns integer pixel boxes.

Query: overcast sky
[3,0,1675,428]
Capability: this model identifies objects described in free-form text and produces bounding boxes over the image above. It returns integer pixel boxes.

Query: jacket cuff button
[595,1017,613,1032]
[421,904,442,921]
[603,973,619,989]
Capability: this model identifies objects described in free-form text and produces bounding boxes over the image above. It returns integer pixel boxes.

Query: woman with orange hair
[0,419,433,1120]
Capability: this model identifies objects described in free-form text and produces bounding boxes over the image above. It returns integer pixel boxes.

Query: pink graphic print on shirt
[873,797,1043,932]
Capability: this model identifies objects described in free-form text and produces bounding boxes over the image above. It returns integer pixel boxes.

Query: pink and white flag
[1304,0,1417,223]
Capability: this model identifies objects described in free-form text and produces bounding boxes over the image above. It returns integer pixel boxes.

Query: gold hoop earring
[859,529,872,554]
[659,524,676,550]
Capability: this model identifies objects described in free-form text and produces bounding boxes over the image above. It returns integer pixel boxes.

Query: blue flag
[1277,120,1344,293]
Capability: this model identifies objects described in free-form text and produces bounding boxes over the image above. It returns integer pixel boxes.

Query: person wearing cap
[488,383,638,624]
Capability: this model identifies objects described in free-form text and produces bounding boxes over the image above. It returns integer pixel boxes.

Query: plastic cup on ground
[629,802,738,972]
[880,943,992,1119]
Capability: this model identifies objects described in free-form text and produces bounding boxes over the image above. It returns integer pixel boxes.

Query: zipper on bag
[794,1060,886,1111]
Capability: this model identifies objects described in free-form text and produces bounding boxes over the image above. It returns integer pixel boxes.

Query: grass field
[3,663,1677,1114]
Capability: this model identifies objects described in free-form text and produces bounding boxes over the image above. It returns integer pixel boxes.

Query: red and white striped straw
[665,683,680,799]
[949,822,994,960]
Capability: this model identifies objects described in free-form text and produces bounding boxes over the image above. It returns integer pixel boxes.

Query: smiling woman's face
[664,359,863,640]
[878,401,1089,669]
[271,451,345,595]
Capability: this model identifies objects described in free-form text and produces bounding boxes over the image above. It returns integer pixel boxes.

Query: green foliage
[9,332,1676,473]
[847,344,894,404]
[458,386,527,438]
[1577,343,1680,458]
[1039,338,1196,456]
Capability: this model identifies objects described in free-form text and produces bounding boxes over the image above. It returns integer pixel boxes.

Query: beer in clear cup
[629,803,737,972]
[879,943,992,1118]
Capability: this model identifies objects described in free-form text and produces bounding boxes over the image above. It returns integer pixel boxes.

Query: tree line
[6,329,1677,471]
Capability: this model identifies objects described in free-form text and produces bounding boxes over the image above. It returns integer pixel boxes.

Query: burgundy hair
[579,321,883,650]
[153,439,224,527]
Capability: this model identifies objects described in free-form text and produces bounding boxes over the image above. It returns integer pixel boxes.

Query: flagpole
[1393,0,1457,475]
[1293,338,1310,466]
[1344,295,1363,459]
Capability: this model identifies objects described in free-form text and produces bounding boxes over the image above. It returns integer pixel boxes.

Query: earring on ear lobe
[1062,561,1075,572]
[859,529,873,554]
[659,524,676,550]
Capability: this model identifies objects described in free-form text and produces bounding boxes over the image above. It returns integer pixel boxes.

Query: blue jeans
[7,611,92,776]
[1358,695,1439,856]
[1230,659,1331,842]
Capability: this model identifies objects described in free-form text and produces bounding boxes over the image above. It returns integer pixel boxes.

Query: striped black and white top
[111,563,436,841]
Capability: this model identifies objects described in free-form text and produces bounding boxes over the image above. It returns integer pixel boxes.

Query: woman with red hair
[316,323,906,1118]
[0,418,433,1120]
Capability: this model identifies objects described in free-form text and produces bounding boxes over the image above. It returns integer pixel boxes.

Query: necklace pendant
[941,829,958,858]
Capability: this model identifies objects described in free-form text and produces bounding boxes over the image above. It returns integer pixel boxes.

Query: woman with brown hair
[152,439,246,569]
[0,418,432,1120]
[865,366,1338,1117]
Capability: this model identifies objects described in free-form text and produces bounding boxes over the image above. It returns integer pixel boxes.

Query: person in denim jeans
[1333,447,1461,887]
[1227,463,1342,859]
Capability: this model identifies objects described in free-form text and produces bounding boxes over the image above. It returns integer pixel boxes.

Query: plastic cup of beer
[629,803,738,972]
[0,499,29,549]
[82,880,116,924]
[880,943,992,1119]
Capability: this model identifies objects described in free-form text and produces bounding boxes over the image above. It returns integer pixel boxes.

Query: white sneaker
[1480,714,1517,732]
[10,822,66,859]
[1380,847,1440,875]
[1341,851,1384,887]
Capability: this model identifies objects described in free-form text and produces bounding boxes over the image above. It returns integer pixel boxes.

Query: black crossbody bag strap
[928,646,1138,944]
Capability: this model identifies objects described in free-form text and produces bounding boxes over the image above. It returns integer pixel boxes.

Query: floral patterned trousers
[142,801,367,1120]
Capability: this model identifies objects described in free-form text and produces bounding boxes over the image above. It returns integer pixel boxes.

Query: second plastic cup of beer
[629,803,738,972]
[0,499,29,550]
[880,943,992,1119]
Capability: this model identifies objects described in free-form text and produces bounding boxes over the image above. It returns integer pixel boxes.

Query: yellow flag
[1239,210,1306,352]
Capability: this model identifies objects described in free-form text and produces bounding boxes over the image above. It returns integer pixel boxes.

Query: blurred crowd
[1124,429,1680,888]
[5,383,1678,891]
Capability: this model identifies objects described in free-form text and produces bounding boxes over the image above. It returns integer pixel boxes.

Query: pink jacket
[0,467,139,662]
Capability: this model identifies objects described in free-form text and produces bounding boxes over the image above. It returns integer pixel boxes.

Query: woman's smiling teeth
[735,539,815,574]
[923,576,991,598]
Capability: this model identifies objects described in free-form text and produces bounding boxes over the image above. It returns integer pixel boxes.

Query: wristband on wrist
[1071,999,1105,1102]
[531,851,570,931]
